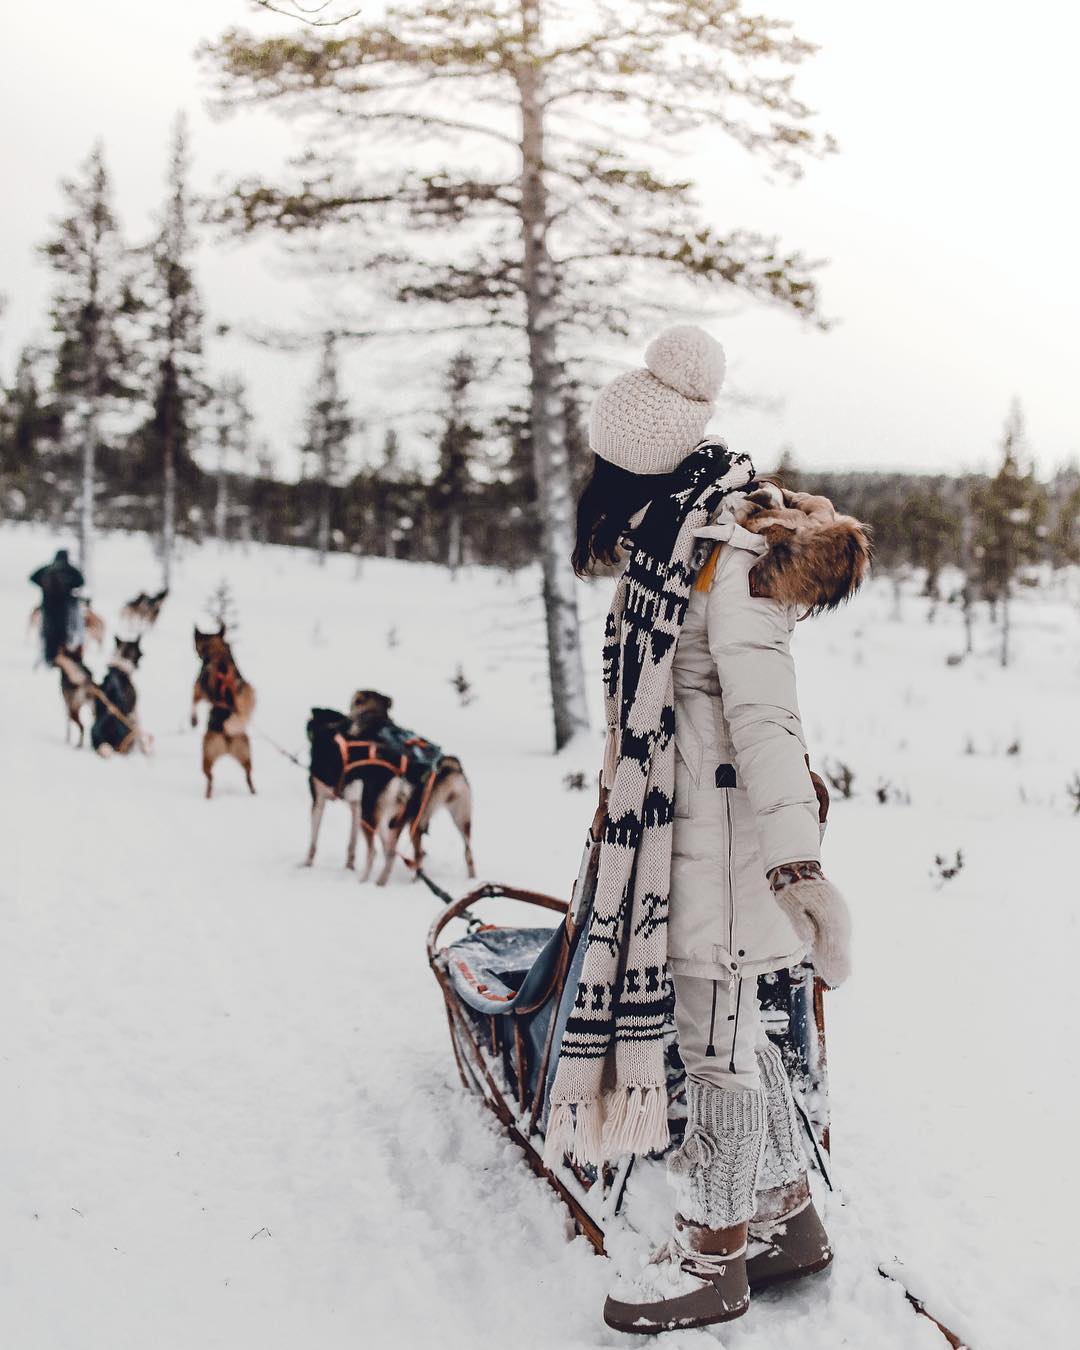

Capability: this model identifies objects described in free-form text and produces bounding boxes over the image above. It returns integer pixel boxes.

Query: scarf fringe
[542,1103,575,1168]
[542,1088,670,1169]
[601,1084,670,1160]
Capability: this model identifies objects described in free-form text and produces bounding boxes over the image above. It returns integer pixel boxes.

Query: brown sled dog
[191,625,256,799]
[121,588,169,635]
[381,752,476,887]
[53,646,94,747]
[348,690,477,887]
[84,606,106,648]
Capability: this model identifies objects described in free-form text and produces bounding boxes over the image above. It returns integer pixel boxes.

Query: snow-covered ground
[3,522,1078,1350]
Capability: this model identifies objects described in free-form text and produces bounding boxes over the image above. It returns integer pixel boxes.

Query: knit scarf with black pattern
[544,441,756,1167]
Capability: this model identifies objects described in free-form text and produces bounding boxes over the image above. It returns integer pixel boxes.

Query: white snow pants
[673,972,770,1093]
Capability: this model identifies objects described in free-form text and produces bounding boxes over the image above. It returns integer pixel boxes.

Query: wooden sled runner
[427,842,972,1348]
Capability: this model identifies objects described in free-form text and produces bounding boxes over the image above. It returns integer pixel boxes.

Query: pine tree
[903,483,963,602]
[141,114,205,587]
[207,374,254,542]
[972,403,1047,666]
[433,352,483,574]
[39,143,134,586]
[1047,465,1080,567]
[369,428,411,558]
[301,332,354,563]
[204,0,832,749]
[1,348,60,499]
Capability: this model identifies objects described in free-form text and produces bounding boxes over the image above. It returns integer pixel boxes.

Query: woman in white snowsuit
[570,326,868,1335]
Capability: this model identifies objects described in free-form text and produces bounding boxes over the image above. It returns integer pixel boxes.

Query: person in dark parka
[30,549,84,664]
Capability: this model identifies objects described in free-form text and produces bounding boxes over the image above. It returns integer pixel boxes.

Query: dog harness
[205,663,239,709]
[330,730,447,846]
[332,735,410,796]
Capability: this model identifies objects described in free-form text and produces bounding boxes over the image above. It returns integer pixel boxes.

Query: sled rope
[792,1096,833,1191]
[84,679,149,753]
[878,1265,972,1348]
[413,866,484,929]
[254,728,308,772]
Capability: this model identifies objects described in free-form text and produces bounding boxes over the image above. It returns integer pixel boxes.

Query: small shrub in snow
[563,771,587,792]
[932,850,964,885]
[1067,773,1080,815]
[387,626,399,649]
[205,579,239,633]
[1006,739,1021,756]
[824,760,855,799]
[875,780,911,806]
[449,665,475,706]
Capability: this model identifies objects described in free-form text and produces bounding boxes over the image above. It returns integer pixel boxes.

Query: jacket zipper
[723,787,742,1074]
[724,788,737,959]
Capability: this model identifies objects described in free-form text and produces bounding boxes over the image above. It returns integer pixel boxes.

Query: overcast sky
[1,0,1077,479]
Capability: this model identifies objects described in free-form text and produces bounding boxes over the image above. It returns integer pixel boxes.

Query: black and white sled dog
[90,637,150,757]
[304,689,476,885]
[304,690,407,882]
[347,689,476,885]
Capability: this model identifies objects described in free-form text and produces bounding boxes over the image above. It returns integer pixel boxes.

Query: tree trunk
[447,510,463,577]
[1000,591,1010,668]
[160,358,180,588]
[79,404,97,590]
[516,4,589,751]
[317,484,330,564]
[214,457,228,543]
[162,435,176,588]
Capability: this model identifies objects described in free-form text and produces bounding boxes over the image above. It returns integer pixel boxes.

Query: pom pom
[645,325,725,402]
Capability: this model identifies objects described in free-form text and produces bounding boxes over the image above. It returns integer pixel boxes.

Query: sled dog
[53,645,94,747]
[121,588,169,635]
[191,625,256,799]
[91,637,149,756]
[304,691,407,882]
[349,689,476,887]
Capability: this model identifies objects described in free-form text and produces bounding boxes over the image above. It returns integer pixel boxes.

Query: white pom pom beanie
[589,325,726,475]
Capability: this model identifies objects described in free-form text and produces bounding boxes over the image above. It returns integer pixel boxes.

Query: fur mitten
[769,863,852,988]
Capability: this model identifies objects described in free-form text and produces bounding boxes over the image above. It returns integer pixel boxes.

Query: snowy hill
[4,523,1078,1350]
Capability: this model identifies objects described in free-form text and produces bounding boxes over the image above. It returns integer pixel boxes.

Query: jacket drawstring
[728,976,742,1075]
[705,979,719,1057]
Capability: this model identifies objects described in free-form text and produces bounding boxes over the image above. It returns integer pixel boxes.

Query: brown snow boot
[603,1217,750,1335]
[747,1175,833,1291]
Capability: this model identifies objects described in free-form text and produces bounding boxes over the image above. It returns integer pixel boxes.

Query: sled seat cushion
[446,925,562,1014]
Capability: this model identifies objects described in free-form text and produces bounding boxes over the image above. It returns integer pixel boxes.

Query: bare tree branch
[253,1,363,27]
[243,317,518,351]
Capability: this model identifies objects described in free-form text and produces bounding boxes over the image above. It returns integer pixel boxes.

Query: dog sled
[428,840,971,1348]
[427,836,832,1252]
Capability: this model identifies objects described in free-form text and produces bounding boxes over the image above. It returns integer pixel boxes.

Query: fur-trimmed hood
[612,482,871,608]
[731,483,871,614]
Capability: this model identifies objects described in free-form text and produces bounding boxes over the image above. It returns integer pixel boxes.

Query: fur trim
[738,487,871,615]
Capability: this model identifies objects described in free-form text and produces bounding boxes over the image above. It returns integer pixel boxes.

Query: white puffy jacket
[667,512,821,983]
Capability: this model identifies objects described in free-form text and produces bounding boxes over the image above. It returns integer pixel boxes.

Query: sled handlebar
[425,882,568,968]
